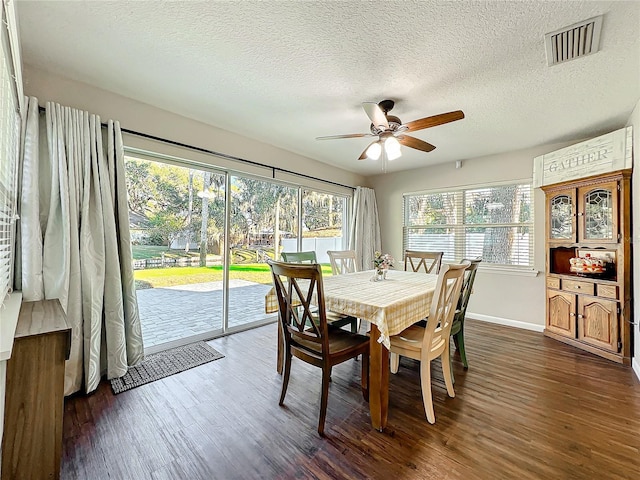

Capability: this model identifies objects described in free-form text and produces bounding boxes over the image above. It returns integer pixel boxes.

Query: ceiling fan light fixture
[385,136,402,160]
[366,141,382,160]
[386,148,402,161]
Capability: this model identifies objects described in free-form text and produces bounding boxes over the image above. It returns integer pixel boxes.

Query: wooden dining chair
[274,252,358,374]
[281,251,317,263]
[404,250,444,274]
[280,250,357,333]
[327,250,357,275]
[450,258,482,369]
[268,259,370,436]
[389,260,470,424]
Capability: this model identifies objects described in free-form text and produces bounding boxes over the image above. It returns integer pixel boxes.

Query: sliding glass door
[125,157,226,350]
[125,154,351,351]
[227,176,298,330]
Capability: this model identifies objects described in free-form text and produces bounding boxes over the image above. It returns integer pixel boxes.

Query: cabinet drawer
[562,279,595,295]
[546,277,560,289]
[597,284,618,299]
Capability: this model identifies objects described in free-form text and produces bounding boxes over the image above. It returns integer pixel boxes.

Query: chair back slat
[404,250,444,274]
[269,259,329,354]
[423,261,470,350]
[327,250,358,275]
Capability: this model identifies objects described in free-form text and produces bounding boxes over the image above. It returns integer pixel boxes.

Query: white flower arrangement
[373,251,394,273]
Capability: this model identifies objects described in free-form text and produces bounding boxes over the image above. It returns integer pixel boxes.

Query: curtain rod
[37,105,355,191]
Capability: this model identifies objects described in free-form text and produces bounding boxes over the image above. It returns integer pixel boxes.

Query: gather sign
[533,126,632,187]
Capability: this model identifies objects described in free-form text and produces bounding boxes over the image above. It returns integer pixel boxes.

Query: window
[299,189,349,262]
[403,182,533,268]
[0,8,20,306]
[123,150,353,351]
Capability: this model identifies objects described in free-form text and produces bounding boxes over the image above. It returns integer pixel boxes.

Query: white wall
[369,142,575,330]
[22,65,367,190]
[626,98,640,379]
[21,65,638,368]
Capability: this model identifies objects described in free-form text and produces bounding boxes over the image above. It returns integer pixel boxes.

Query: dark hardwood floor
[61,320,640,479]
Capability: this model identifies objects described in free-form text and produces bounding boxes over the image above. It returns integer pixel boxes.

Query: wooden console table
[1,299,70,480]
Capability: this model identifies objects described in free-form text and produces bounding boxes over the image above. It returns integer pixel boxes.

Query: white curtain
[17,98,144,395]
[349,186,382,271]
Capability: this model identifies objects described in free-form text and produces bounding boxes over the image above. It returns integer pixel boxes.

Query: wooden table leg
[368,324,389,432]
[276,317,283,374]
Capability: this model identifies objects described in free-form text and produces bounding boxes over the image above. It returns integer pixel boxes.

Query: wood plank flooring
[61,320,640,479]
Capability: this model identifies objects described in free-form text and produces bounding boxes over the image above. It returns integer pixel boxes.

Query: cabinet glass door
[579,182,618,242]
[549,191,575,242]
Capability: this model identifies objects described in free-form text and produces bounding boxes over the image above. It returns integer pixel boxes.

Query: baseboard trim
[467,312,545,332]
[633,357,640,381]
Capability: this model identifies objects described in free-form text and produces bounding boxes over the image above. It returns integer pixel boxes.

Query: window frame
[403,179,535,272]
[0,1,21,308]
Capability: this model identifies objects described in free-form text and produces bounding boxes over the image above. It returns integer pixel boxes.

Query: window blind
[0,7,20,306]
[403,183,534,268]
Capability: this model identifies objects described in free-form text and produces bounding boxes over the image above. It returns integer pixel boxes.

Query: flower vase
[375,269,385,281]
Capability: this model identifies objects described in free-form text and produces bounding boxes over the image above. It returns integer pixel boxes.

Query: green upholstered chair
[450,258,482,369]
[281,251,317,263]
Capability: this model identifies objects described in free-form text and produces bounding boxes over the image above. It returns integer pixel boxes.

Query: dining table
[265,268,438,431]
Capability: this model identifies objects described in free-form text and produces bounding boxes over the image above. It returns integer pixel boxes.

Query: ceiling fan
[316,100,464,161]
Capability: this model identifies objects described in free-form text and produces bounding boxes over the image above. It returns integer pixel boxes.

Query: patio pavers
[136,279,275,348]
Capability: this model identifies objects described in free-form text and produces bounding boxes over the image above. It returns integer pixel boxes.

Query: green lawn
[134,263,333,289]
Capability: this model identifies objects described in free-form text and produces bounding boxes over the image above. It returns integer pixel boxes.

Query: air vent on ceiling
[544,15,603,66]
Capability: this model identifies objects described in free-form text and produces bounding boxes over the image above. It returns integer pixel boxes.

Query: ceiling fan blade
[398,135,436,152]
[358,141,378,160]
[316,133,373,140]
[362,102,389,130]
[404,110,465,132]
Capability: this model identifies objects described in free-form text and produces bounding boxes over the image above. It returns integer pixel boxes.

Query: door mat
[110,341,224,394]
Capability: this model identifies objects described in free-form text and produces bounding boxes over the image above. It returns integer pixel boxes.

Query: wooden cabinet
[577,296,618,352]
[547,188,577,243]
[1,300,70,480]
[547,180,620,244]
[546,289,576,337]
[577,181,619,244]
[542,170,632,364]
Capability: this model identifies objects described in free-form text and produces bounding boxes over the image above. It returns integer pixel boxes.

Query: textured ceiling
[15,1,640,176]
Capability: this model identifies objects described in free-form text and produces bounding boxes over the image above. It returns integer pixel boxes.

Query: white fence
[132,256,221,270]
[169,238,199,250]
[281,237,344,263]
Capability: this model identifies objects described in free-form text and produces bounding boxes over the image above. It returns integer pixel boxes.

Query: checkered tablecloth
[265,269,437,348]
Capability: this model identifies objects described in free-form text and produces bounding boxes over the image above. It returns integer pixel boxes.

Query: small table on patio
[266,269,438,432]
